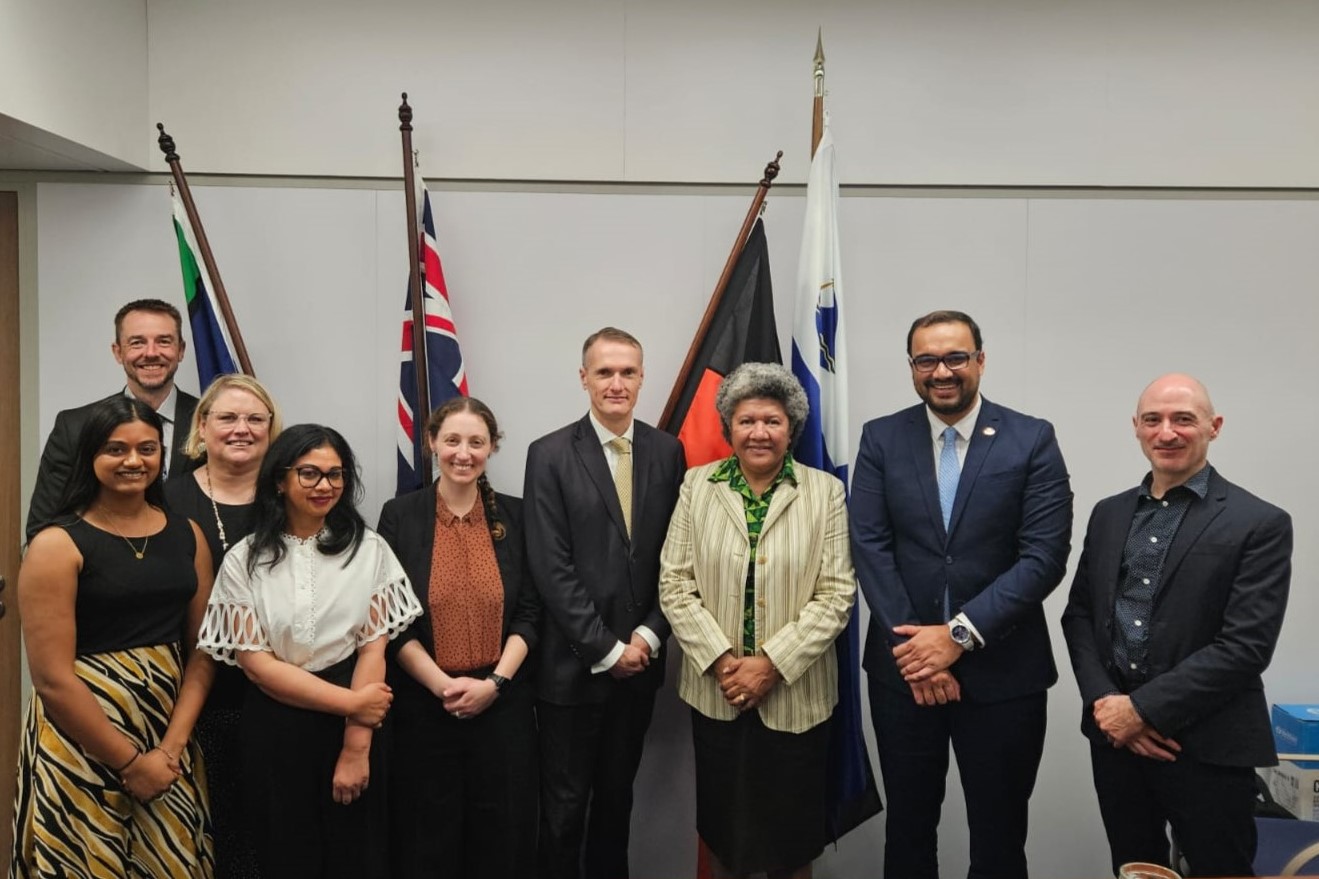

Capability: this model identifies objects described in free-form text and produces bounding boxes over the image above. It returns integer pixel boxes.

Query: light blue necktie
[938,426,960,530]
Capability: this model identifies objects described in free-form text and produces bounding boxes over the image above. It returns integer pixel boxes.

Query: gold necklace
[101,510,150,560]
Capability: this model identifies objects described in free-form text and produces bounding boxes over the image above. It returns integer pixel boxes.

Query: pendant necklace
[102,510,149,560]
[203,465,230,551]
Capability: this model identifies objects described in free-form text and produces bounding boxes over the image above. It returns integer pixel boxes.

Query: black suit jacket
[1061,467,1292,767]
[851,398,1073,702]
[27,389,200,540]
[377,485,540,665]
[523,414,686,705]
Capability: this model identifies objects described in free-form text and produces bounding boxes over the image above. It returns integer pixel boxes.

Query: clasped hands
[714,652,780,712]
[1092,694,1181,762]
[892,624,964,707]
[438,675,500,719]
[608,633,653,680]
[120,745,183,803]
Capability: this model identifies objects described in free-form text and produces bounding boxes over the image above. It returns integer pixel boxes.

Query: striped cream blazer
[658,459,856,734]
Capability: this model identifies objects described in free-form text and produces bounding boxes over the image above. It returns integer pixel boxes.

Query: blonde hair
[184,374,283,460]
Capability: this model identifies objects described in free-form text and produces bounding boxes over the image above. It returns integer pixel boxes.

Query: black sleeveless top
[66,512,198,655]
[164,473,258,709]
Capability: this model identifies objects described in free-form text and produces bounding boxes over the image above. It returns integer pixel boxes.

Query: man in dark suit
[850,309,1073,879]
[27,298,199,539]
[1062,373,1292,878]
[524,327,686,879]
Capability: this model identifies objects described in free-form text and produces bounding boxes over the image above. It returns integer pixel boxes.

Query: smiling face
[1134,374,1221,494]
[280,444,344,531]
[112,309,185,398]
[729,397,791,484]
[200,387,272,471]
[909,321,984,425]
[94,418,162,497]
[580,339,644,433]
[429,409,492,488]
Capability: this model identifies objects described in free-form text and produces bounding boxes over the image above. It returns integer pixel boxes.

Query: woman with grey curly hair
[659,362,856,879]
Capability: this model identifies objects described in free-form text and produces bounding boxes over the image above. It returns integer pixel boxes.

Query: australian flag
[397,180,468,495]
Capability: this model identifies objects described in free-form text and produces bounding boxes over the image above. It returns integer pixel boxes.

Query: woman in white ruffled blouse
[198,424,421,879]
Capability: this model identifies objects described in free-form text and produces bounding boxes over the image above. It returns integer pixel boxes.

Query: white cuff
[952,612,985,648]
[634,626,661,658]
[590,640,626,675]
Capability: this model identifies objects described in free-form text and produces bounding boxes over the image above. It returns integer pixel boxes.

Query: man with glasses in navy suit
[851,309,1073,879]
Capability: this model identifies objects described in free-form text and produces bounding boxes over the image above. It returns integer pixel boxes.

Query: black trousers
[868,678,1047,879]
[388,677,538,879]
[536,685,656,879]
[1089,738,1258,878]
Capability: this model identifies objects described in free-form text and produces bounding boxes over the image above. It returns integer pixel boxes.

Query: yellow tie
[609,437,633,536]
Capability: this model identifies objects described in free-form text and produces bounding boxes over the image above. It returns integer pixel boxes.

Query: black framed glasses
[909,351,980,373]
[289,466,346,489]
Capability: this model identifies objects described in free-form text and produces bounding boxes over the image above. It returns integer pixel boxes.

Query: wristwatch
[487,673,511,693]
[948,621,976,652]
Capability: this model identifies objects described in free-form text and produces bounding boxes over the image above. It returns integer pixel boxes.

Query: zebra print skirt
[9,642,214,878]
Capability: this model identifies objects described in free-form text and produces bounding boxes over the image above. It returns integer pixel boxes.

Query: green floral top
[709,452,797,655]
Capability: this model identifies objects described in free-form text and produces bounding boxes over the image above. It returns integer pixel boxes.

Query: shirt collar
[588,411,634,446]
[437,491,486,527]
[709,452,798,488]
[123,385,179,423]
[1139,463,1212,500]
[926,394,982,444]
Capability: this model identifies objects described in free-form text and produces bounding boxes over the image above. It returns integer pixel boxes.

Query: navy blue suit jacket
[850,398,1073,702]
[1061,467,1291,767]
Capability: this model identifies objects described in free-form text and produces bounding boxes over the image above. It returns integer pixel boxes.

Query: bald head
[1136,373,1215,420]
[1134,373,1222,495]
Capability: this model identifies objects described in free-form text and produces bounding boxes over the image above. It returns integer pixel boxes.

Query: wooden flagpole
[657,152,782,431]
[399,93,432,486]
[155,123,255,375]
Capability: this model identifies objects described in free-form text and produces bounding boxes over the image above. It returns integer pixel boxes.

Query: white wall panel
[33,179,1319,877]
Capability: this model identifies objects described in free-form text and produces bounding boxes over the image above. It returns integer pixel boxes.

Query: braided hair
[425,396,506,542]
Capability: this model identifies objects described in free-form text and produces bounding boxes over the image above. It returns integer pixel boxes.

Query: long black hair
[246,424,366,574]
[44,397,166,530]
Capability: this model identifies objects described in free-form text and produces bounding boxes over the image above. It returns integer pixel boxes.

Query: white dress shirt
[586,411,661,673]
[925,395,985,646]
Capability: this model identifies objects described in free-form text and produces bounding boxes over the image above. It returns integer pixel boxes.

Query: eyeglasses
[909,351,981,373]
[209,411,272,430]
[289,466,346,489]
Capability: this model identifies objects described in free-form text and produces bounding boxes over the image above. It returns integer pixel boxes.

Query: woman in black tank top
[11,396,216,878]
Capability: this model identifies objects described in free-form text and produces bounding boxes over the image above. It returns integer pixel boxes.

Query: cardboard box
[1273,704,1319,769]
[1266,761,1319,822]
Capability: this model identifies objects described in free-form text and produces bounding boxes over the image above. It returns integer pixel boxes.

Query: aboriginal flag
[666,218,780,466]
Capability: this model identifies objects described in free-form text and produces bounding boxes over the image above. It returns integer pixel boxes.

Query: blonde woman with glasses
[165,374,282,879]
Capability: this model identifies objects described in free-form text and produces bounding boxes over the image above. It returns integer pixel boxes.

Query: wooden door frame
[0,187,24,874]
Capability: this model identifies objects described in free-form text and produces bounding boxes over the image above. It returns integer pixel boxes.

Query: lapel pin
[982,426,996,437]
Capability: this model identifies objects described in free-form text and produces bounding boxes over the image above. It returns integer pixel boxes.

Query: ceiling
[0,114,143,173]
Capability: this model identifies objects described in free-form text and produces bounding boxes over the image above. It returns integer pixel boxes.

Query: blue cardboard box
[1272,704,1319,769]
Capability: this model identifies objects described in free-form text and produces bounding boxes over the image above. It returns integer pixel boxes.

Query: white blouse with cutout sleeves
[199,529,422,673]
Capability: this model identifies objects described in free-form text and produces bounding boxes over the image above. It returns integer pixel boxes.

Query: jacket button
[945,555,954,564]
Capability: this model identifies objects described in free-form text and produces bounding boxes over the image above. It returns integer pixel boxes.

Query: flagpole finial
[399,93,413,131]
[156,123,178,163]
[761,151,784,187]
[813,30,826,97]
